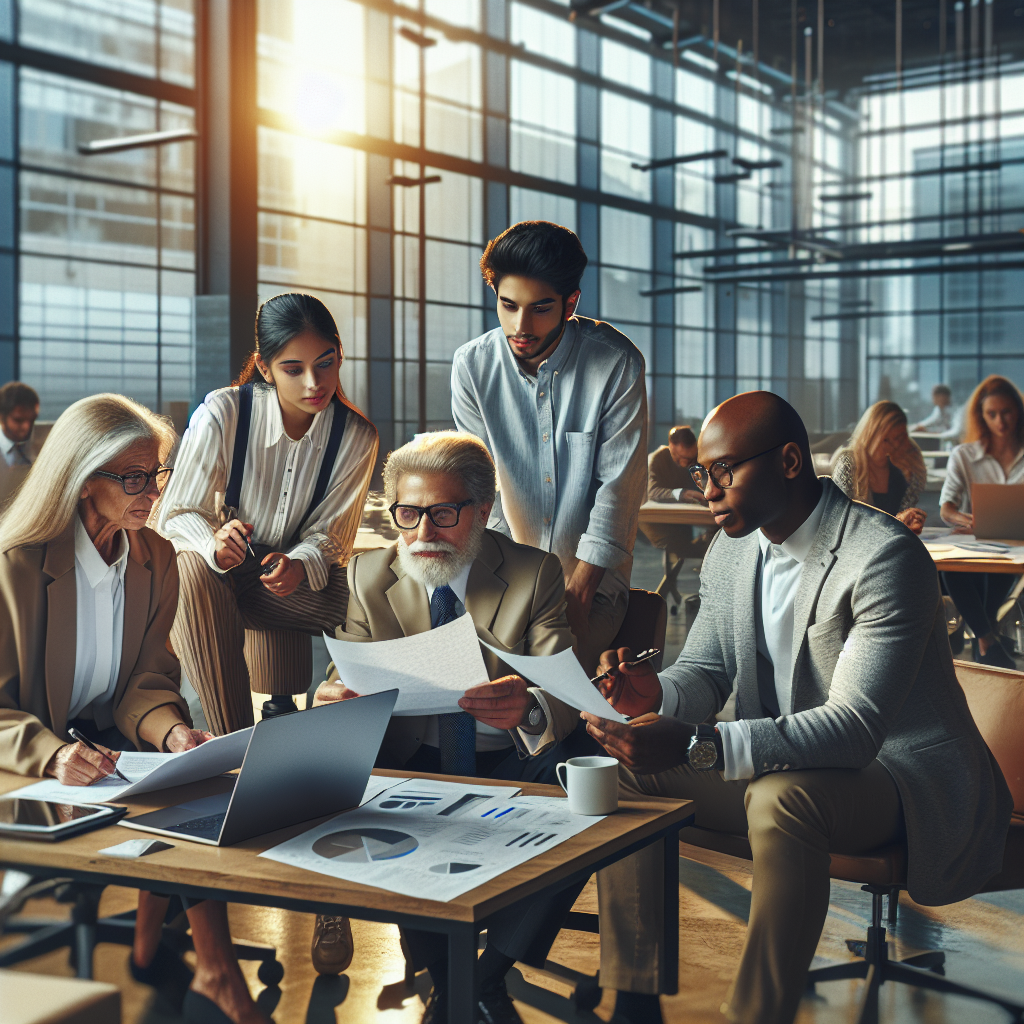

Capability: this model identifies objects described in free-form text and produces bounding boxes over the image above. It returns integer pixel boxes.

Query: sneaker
[310,914,353,975]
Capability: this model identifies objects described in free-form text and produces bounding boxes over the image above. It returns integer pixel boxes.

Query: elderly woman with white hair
[0,394,268,1024]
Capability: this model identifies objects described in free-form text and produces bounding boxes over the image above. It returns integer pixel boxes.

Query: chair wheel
[257,959,284,986]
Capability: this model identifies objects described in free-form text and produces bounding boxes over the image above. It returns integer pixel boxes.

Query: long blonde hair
[0,394,176,552]
[836,401,926,502]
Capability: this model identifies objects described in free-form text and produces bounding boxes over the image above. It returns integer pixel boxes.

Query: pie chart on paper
[312,828,418,862]
[430,862,481,874]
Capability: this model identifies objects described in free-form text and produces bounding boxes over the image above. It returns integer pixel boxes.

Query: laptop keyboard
[164,813,225,841]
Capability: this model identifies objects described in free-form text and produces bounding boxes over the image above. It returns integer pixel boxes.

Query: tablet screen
[0,798,112,829]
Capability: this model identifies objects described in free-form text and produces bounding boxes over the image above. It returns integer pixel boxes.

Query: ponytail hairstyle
[235,292,346,398]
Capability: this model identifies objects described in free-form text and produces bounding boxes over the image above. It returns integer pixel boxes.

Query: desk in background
[639,500,716,527]
[0,770,693,1024]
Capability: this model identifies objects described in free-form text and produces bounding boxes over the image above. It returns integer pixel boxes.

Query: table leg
[661,830,679,995]
[447,924,478,1024]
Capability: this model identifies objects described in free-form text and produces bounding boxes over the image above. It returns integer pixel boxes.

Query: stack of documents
[261,778,604,902]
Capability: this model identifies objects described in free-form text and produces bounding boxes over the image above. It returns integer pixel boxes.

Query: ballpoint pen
[590,648,662,687]
[67,728,131,783]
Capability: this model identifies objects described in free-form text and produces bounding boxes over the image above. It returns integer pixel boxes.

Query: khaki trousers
[170,551,349,735]
[574,590,628,675]
[597,759,902,1024]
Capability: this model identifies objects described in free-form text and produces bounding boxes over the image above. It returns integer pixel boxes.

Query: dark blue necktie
[431,585,477,777]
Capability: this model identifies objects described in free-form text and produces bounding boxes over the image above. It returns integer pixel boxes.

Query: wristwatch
[521,697,547,735]
[686,723,724,771]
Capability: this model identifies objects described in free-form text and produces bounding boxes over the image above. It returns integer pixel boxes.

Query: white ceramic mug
[555,756,619,815]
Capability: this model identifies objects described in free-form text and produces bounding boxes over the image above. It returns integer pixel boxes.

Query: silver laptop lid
[971,483,1024,541]
[218,688,398,846]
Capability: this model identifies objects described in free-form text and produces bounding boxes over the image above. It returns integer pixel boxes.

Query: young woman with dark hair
[939,374,1024,668]
[156,292,378,733]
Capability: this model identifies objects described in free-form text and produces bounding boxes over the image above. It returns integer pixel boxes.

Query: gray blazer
[661,478,1012,906]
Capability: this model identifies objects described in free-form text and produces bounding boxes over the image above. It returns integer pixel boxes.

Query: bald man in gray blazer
[570,392,1013,1024]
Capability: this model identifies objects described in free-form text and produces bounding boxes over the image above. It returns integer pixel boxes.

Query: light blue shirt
[451,316,648,600]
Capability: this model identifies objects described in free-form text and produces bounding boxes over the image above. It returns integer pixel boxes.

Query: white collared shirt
[0,431,32,467]
[68,514,129,726]
[421,562,511,752]
[716,489,828,781]
[939,440,1024,513]
[156,385,377,591]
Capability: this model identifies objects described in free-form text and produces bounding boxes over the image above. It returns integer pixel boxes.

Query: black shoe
[420,986,447,1024]
[129,945,184,986]
[420,981,523,1024]
[980,641,1015,670]
[182,990,233,1024]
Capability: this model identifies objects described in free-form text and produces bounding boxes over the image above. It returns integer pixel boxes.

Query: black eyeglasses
[389,499,474,530]
[688,442,787,491]
[94,467,173,495]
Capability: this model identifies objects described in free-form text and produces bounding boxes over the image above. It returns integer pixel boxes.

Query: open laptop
[120,689,398,846]
[972,483,1024,541]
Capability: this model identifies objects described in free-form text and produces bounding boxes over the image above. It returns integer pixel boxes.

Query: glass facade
[0,0,1020,443]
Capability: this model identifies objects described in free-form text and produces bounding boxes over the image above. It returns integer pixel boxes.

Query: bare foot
[191,968,269,1024]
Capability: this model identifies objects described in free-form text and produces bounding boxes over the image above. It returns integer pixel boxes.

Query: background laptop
[971,483,1024,541]
[120,689,398,846]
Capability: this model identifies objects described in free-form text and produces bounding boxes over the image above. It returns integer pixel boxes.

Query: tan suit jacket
[0,522,190,776]
[332,529,578,766]
[0,435,44,511]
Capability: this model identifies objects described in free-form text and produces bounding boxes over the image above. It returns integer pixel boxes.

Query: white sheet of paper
[479,641,629,722]
[261,778,601,902]
[323,613,489,715]
[5,728,253,807]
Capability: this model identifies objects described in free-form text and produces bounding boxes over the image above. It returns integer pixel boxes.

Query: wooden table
[0,770,693,1024]
[925,540,1024,574]
[639,500,717,526]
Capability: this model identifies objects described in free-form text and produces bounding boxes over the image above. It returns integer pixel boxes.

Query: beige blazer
[331,529,578,766]
[0,435,44,511]
[0,522,191,777]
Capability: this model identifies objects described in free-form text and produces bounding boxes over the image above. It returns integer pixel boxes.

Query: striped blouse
[155,385,378,591]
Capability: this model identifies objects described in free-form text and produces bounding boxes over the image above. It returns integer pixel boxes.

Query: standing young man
[451,221,648,671]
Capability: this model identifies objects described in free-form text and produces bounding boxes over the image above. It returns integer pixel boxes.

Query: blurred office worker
[641,425,713,560]
[911,382,956,434]
[314,431,587,1016]
[939,374,1024,668]
[0,380,41,506]
[576,392,1010,1024]
[0,394,267,1024]
[157,292,378,735]
[452,221,648,672]
[830,401,928,533]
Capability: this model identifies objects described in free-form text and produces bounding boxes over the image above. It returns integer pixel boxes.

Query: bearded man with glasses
[312,430,591,1024]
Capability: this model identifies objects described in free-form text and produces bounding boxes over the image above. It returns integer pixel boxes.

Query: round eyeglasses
[389,499,474,530]
[688,442,787,492]
[94,467,173,495]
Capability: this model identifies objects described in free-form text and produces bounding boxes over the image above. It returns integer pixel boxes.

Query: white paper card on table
[4,728,253,807]
[323,613,489,715]
[260,778,602,902]
[479,641,629,722]
[98,839,174,858]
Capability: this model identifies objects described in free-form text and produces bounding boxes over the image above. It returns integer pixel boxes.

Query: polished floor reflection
[3,841,1022,1024]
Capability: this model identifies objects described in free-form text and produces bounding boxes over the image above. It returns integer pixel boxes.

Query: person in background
[578,391,1010,1024]
[911,383,954,434]
[0,394,268,1024]
[641,425,713,561]
[451,221,648,672]
[830,401,928,533]
[314,431,588,1024]
[939,375,1024,669]
[0,381,41,506]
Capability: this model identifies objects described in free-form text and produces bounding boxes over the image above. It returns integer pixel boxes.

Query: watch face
[688,739,719,770]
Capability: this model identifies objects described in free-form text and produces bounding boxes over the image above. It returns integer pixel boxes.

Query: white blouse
[156,386,378,591]
[69,515,129,726]
[939,441,1024,513]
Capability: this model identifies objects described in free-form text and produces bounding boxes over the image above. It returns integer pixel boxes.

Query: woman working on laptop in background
[157,292,378,737]
[830,400,928,533]
[940,374,1024,668]
[0,394,269,1024]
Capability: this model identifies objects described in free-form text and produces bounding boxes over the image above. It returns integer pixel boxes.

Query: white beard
[396,515,486,589]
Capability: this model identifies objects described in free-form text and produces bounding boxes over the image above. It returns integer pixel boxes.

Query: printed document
[323,613,489,715]
[4,728,253,806]
[480,641,629,722]
[260,778,604,902]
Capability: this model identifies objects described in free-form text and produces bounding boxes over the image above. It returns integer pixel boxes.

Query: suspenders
[224,383,350,548]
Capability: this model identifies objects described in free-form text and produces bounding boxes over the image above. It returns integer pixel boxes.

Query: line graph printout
[260,780,605,902]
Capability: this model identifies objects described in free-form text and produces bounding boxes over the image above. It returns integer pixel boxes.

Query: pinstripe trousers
[170,550,349,735]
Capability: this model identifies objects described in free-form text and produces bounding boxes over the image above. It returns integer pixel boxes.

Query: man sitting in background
[0,381,41,506]
[312,431,587,1023]
[641,425,712,565]
[911,383,956,435]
